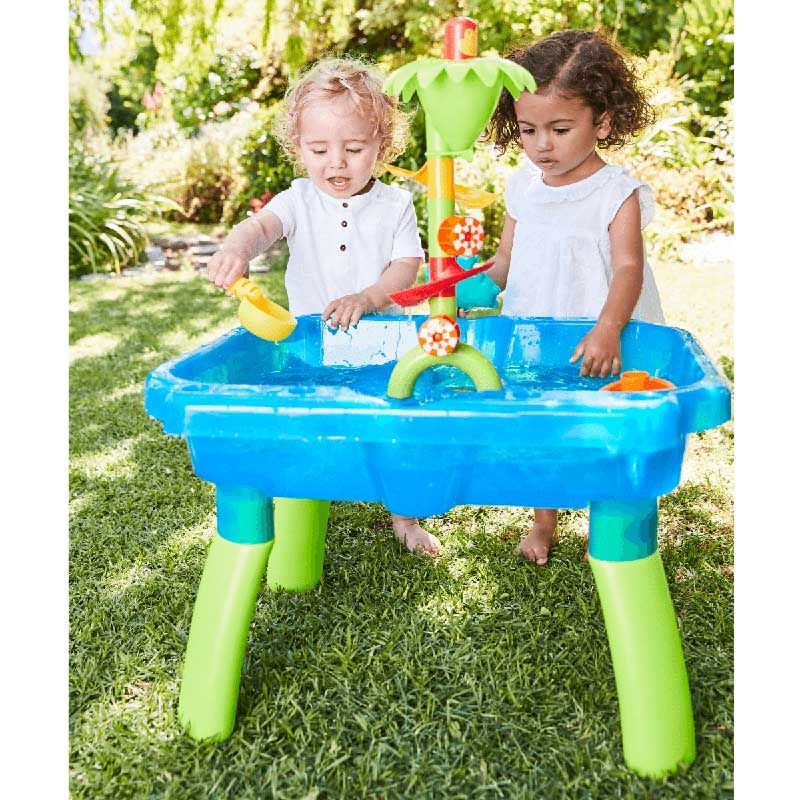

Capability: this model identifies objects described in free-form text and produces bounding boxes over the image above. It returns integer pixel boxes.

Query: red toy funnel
[390,259,494,307]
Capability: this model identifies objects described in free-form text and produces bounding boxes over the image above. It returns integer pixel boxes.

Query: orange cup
[601,370,676,392]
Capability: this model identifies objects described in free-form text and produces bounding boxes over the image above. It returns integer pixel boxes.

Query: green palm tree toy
[384,17,536,399]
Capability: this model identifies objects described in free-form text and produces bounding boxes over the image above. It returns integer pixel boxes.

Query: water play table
[144,313,730,776]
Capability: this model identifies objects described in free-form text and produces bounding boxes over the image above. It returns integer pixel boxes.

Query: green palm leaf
[385,57,536,158]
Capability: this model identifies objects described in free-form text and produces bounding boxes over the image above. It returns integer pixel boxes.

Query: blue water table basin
[144,314,730,777]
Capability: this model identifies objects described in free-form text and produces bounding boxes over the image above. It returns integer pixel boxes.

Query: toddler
[481,30,665,564]
[207,58,441,556]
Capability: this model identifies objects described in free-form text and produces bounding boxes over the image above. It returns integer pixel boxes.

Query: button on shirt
[263,178,424,316]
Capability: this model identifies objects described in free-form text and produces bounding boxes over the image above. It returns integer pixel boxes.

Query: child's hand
[569,321,622,378]
[207,249,248,292]
[323,292,375,330]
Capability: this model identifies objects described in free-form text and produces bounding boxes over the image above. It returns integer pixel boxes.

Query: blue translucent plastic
[144,315,731,517]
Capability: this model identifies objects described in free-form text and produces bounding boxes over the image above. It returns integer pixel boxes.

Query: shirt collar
[309,178,381,208]
[523,160,623,205]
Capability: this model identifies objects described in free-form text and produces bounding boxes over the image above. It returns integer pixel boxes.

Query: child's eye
[520,127,535,135]
[554,128,570,135]
[346,148,363,154]
[311,150,326,155]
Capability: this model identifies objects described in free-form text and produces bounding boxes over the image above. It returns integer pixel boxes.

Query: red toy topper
[601,371,676,392]
[389,259,495,307]
[443,17,477,60]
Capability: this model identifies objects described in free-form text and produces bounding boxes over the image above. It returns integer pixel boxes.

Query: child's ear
[293,139,308,172]
[596,112,612,141]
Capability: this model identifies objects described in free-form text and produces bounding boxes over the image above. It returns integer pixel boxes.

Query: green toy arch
[387,342,502,399]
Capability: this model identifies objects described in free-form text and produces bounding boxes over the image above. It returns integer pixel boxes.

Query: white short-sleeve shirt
[502,159,665,324]
[262,178,424,316]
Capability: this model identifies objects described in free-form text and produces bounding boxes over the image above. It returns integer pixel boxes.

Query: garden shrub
[669,0,733,116]
[228,104,297,223]
[176,125,240,223]
[616,50,733,249]
[103,33,160,136]
[69,144,179,276]
[167,47,267,134]
[70,62,110,139]
[115,113,257,224]
[621,105,733,239]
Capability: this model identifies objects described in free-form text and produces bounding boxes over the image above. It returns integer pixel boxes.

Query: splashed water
[209,354,607,403]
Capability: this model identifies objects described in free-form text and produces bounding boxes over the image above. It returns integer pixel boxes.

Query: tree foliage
[71,0,734,120]
[69,1,733,267]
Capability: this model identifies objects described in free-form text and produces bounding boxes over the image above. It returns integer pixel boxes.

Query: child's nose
[329,149,347,168]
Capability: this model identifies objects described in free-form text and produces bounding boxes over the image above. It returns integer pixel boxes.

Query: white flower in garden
[651,88,675,107]
[173,75,187,91]
[208,72,222,86]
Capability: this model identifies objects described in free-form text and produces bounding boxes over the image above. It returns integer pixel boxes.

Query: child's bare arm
[208,209,284,291]
[456,215,515,315]
[570,192,644,377]
[323,256,421,330]
[369,256,423,307]
[484,214,516,290]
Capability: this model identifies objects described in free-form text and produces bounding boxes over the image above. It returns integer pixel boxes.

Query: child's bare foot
[391,514,441,556]
[515,509,558,565]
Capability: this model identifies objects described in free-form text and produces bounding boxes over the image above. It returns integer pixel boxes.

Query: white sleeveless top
[502,159,665,323]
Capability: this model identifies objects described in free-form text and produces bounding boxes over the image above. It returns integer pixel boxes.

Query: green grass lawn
[69,243,733,799]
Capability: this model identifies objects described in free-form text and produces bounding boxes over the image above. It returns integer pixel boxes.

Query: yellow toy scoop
[382,162,499,210]
[229,277,297,342]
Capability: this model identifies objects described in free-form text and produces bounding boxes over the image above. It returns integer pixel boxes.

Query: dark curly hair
[486,29,656,153]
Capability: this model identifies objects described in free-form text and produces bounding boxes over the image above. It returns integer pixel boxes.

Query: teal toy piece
[216,486,273,544]
[455,254,500,310]
[589,499,658,561]
[456,270,500,309]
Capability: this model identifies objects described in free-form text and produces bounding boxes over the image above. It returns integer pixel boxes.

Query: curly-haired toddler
[208,58,441,556]
[478,30,665,564]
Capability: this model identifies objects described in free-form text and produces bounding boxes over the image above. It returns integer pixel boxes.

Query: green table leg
[266,498,330,592]
[178,487,273,741]
[589,499,696,777]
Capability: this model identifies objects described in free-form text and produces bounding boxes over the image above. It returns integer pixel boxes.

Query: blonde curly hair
[272,58,411,175]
